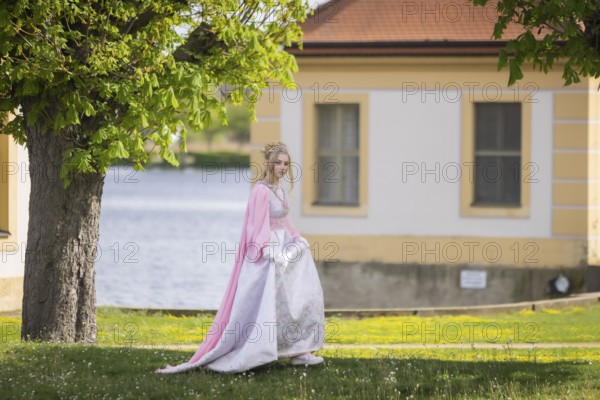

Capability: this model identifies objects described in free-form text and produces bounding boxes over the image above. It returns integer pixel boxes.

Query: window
[315,104,359,206]
[302,92,368,217]
[460,92,531,219]
[473,103,521,206]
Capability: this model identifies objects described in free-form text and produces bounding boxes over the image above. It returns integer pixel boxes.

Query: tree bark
[21,121,105,343]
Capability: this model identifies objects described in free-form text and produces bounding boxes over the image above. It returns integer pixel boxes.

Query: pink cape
[156,181,299,372]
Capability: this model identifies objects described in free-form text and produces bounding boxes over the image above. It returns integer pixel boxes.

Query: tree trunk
[21,122,105,343]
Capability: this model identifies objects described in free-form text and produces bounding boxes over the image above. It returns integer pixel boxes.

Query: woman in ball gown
[155,141,326,374]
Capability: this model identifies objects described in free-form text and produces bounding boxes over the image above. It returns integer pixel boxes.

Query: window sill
[312,201,360,207]
[302,203,368,217]
[461,205,531,218]
[470,203,522,208]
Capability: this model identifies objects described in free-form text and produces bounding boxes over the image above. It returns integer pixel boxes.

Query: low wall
[92,292,600,319]
[588,266,600,291]
[315,261,589,309]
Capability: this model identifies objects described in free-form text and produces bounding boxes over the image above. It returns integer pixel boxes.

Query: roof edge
[289,40,510,49]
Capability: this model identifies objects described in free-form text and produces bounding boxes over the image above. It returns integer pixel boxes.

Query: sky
[309,0,329,11]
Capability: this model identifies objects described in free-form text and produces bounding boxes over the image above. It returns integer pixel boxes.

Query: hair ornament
[265,146,288,158]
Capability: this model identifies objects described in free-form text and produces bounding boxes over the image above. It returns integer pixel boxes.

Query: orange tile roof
[288,0,547,56]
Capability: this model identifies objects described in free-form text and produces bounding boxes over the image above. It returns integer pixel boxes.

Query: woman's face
[273,153,290,179]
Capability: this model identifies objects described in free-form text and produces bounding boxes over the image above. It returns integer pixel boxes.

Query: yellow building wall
[250,57,598,268]
[302,235,585,268]
[0,131,24,312]
[553,92,600,266]
[250,92,282,180]
[0,276,23,313]
[589,91,600,265]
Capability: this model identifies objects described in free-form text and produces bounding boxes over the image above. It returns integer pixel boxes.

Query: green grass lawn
[323,304,600,345]
[15,302,596,346]
[1,304,599,399]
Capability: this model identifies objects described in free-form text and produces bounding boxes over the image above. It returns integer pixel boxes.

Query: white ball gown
[155,179,325,373]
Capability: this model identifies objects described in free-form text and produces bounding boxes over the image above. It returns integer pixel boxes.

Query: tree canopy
[0,0,310,186]
[473,0,600,87]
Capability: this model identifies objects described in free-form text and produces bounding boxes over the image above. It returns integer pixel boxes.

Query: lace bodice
[257,180,288,216]
[256,180,296,233]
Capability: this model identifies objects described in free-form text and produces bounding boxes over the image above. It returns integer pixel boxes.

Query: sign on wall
[460,269,487,289]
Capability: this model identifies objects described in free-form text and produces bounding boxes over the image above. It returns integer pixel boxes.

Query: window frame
[314,103,360,206]
[473,102,522,206]
[302,93,369,216]
[461,92,532,218]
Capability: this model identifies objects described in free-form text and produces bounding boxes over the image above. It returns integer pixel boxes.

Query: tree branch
[172,21,225,63]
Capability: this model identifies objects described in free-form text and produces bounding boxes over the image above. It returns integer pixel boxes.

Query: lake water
[96,166,252,310]
[96,166,573,310]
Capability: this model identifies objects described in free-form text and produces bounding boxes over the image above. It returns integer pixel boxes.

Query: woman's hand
[273,252,288,271]
[266,244,288,270]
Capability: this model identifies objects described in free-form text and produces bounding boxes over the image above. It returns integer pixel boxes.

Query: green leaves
[165,87,179,109]
[498,48,508,70]
[508,59,524,86]
[0,0,311,188]
[108,141,130,159]
[472,0,599,87]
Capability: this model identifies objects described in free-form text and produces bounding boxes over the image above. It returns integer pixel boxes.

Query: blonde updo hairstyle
[257,141,294,192]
